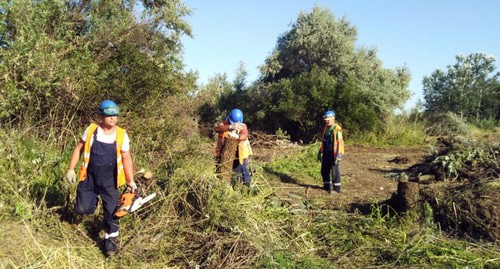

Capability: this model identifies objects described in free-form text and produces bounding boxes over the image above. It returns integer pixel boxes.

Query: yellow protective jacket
[215,128,252,165]
[319,124,344,159]
[78,123,127,187]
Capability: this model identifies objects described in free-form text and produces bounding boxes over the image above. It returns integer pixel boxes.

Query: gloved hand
[229,123,242,131]
[65,169,76,184]
[316,151,322,162]
[127,181,138,193]
[228,131,239,138]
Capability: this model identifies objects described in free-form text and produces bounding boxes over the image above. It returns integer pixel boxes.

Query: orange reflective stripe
[116,127,126,187]
[215,130,252,164]
[215,131,228,157]
[78,124,126,187]
[79,123,98,181]
[319,124,344,158]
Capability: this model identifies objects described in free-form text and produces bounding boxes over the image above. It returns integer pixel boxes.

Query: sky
[181,0,500,110]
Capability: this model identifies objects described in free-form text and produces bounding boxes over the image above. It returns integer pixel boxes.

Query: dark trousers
[74,139,119,235]
[321,152,341,192]
[75,178,119,233]
[233,158,251,186]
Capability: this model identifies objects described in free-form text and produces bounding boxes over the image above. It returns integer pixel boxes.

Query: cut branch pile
[250,131,298,148]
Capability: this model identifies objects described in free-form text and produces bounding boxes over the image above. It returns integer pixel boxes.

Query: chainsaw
[114,191,156,218]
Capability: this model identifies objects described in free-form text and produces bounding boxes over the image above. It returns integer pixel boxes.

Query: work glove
[228,131,240,138]
[65,169,76,184]
[127,181,138,193]
[316,151,322,162]
[229,123,242,131]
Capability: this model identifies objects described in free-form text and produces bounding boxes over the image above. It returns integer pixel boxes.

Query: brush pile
[404,137,499,241]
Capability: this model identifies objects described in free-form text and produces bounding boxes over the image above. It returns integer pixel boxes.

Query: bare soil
[256,144,429,213]
[253,136,499,241]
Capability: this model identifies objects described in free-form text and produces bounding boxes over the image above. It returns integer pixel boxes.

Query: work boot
[104,237,117,257]
[334,187,341,193]
[323,184,331,192]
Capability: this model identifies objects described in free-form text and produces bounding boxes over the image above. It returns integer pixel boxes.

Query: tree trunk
[397,180,420,211]
[218,138,239,184]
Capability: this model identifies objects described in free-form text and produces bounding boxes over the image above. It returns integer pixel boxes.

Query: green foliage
[0,128,68,221]
[264,143,322,183]
[193,6,412,142]
[350,115,427,146]
[260,6,358,81]
[423,52,500,121]
[256,253,330,269]
[241,67,338,140]
[248,6,410,141]
[194,73,234,135]
[309,205,499,268]
[431,140,499,181]
[1,127,499,268]
[470,117,500,130]
[275,128,290,140]
[0,0,195,140]
[1,2,499,268]
[426,112,469,136]
[121,93,200,175]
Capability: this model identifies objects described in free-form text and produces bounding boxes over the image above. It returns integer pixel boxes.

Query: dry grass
[1,127,499,268]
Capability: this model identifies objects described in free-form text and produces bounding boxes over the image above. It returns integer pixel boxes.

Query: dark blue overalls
[232,144,251,187]
[233,158,251,187]
[75,129,120,247]
[321,127,341,193]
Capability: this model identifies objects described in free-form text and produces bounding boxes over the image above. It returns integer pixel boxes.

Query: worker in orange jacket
[215,108,252,187]
[65,100,137,257]
[317,110,345,193]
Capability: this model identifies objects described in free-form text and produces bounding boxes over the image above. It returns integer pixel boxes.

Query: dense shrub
[425,112,469,136]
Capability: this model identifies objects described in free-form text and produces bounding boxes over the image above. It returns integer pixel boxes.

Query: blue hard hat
[227,108,243,124]
[99,100,120,116]
[323,110,336,119]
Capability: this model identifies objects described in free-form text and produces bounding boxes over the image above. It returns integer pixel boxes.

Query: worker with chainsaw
[317,110,344,194]
[215,108,252,187]
[65,100,136,257]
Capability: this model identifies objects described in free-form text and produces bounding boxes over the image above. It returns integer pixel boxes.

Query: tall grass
[349,115,427,146]
[0,125,297,267]
[0,125,499,268]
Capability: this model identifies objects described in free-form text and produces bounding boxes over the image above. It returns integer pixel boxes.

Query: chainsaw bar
[130,192,156,212]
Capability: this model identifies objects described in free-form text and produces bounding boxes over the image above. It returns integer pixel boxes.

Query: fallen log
[218,137,239,184]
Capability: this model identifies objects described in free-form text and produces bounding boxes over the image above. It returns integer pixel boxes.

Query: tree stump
[397,180,420,211]
[218,137,239,184]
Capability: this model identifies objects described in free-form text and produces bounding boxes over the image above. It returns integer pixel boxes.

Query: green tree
[195,62,252,136]
[423,52,499,121]
[260,7,357,82]
[195,73,233,135]
[252,6,410,141]
[0,0,194,131]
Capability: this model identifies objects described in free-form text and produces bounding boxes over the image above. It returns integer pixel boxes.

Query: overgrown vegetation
[0,0,195,140]
[1,131,499,268]
[197,7,411,142]
[403,136,500,242]
[0,1,498,267]
[425,112,470,137]
[423,53,500,122]
[350,115,428,146]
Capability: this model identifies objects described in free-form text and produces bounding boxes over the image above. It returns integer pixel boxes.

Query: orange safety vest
[215,128,252,165]
[319,124,344,159]
[78,123,127,187]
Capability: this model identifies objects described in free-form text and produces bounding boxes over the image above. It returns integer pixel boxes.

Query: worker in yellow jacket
[65,100,136,257]
[215,108,252,187]
[317,110,345,194]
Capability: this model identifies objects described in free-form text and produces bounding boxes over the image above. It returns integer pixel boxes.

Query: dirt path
[258,144,429,213]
